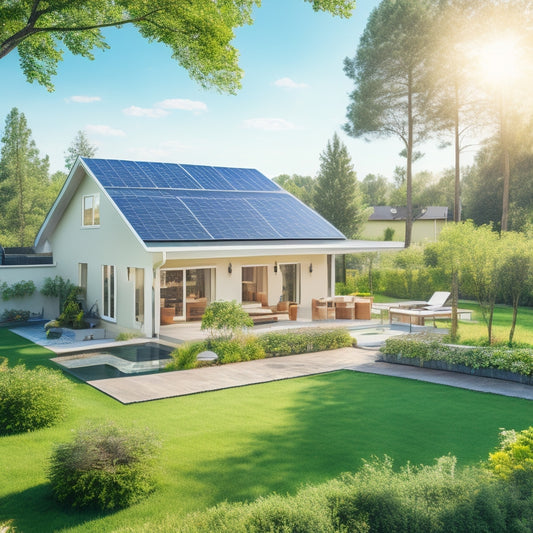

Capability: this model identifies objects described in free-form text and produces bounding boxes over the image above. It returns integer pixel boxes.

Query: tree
[426,0,487,223]
[0,0,355,93]
[497,232,533,345]
[64,130,97,170]
[344,0,435,247]
[313,133,370,239]
[360,173,390,206]
[273,174,315,207]
[0,108,50,246]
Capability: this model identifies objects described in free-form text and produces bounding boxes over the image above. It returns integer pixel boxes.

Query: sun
[476,35,521,88]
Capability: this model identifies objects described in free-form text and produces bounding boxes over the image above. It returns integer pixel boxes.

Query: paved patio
[88,346,533,404]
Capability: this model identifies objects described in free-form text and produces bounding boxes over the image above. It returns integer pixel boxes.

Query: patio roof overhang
[145,239,404,260]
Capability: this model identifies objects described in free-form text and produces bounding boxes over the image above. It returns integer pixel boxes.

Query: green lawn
[2,329,533,532]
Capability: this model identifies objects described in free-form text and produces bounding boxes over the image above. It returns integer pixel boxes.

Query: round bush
[48,421,160,510]
[0,365,71,435]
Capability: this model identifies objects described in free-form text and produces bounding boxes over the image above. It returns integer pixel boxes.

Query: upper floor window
[82,194,100,227]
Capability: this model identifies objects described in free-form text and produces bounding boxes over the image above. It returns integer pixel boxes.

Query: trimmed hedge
[259,328,354,357]
[381,334,533,377]
[166,328,354,371]
[0,365,71,435]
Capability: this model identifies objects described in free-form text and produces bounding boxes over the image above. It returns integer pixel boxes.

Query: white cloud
[243,118,296,131]
[86,124,126,137]
[122,105,168,118]
[274,77,309,89]
[67,95,101,103]
[157,98,208,112]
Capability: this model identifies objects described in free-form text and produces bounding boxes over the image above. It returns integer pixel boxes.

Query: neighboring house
[361,206,449,243]
[5,158,402,337]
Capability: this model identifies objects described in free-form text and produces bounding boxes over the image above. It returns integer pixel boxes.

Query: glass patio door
[160,269,185,322]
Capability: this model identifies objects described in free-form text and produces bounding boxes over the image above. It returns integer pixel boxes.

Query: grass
[2,328,533,532]
[436,302,533,346]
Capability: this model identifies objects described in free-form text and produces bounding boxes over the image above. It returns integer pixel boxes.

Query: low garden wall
[380,334,533,386]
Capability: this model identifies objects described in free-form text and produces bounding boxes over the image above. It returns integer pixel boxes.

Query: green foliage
[0,108,53,246]
[0,365,71,435]
[209,335,266,364]
[1,309,30,322]
[0,280,35,301]
[57,288,86,329]
[48,421,160,510]
[201,300,253,340]
[41,276,77,314]
[175,455,533,533]
[167,341,208,370]
[115,332,142,341]
[64,130,97,170]
[383,227,395,241]
[259,328,354,357]
[273,174,316,207]
[489,427,533,492]
[381,334,533,376]
[313,133,370,238]
[0,1,354,93]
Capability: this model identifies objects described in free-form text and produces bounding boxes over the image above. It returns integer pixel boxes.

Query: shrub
[41,276,77,314]
[259,328,354,357]
[208,336,266,364]
[57,288,86,329]
[0,365,71,435]
[49,421,160,510]
[381,334,533,376]
[1,309,30,322]
[167,341,208,370]
[115,332,142,341]
[489,427,533,493]
[0,280,36,301]
[201,300,253,340]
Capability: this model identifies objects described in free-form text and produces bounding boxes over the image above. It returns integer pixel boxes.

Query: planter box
[380,352,533,386]
[65,327,106,342]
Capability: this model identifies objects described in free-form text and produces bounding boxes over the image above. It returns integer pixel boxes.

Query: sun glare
[476,36,521,88]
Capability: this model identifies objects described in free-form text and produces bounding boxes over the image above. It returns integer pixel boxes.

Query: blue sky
[1,1,471,180]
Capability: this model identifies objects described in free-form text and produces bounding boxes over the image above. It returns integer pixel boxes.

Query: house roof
[83,158,345,242]
[368,206,448,221]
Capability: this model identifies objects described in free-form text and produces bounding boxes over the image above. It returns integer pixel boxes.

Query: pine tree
[313,133,369,239]
[0,108,50,246]
[64,130,97,170]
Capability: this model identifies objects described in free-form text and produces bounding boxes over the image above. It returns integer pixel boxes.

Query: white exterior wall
[47,175,154,337]
[158,253,329,324]
[0,265,58,319]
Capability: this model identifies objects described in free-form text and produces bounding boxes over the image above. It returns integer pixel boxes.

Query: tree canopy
[0,0,355,92]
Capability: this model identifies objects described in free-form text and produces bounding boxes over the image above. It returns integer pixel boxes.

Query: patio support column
[330,254,336,297]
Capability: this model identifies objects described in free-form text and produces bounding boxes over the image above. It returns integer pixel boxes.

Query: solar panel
[180,164,235,191]
[215,167,280,192]
[83,158,345,242]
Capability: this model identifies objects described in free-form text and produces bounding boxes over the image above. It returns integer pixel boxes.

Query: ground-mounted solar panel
[214,167,280,192]
[180,164,236,191]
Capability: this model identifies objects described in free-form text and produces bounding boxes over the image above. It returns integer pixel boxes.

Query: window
[102,265,116,321]
[78,263,88,299]
[134,268,144,324]
[82,194,100,227]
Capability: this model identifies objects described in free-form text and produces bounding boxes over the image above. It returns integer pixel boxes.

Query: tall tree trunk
[488,307,494,345]
[500,94,510,232]
[509,296,519,345]
[405,72,413,248]
[450,269,459,342]
[453,79,461,223]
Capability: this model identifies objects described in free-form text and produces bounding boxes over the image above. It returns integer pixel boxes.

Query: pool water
[53,342,174,381]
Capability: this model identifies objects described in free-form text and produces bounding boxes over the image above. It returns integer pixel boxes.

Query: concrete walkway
[88,346,533,404]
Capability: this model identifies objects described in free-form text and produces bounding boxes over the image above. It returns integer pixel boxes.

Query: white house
[28,157,402,337]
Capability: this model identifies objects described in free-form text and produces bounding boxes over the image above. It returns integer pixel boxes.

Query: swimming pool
[53,342,174,381]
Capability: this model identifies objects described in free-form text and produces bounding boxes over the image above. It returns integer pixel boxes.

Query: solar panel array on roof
[81,158,345,242]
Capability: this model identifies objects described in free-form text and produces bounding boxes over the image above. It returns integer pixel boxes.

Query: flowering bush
[381,334,533,376]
